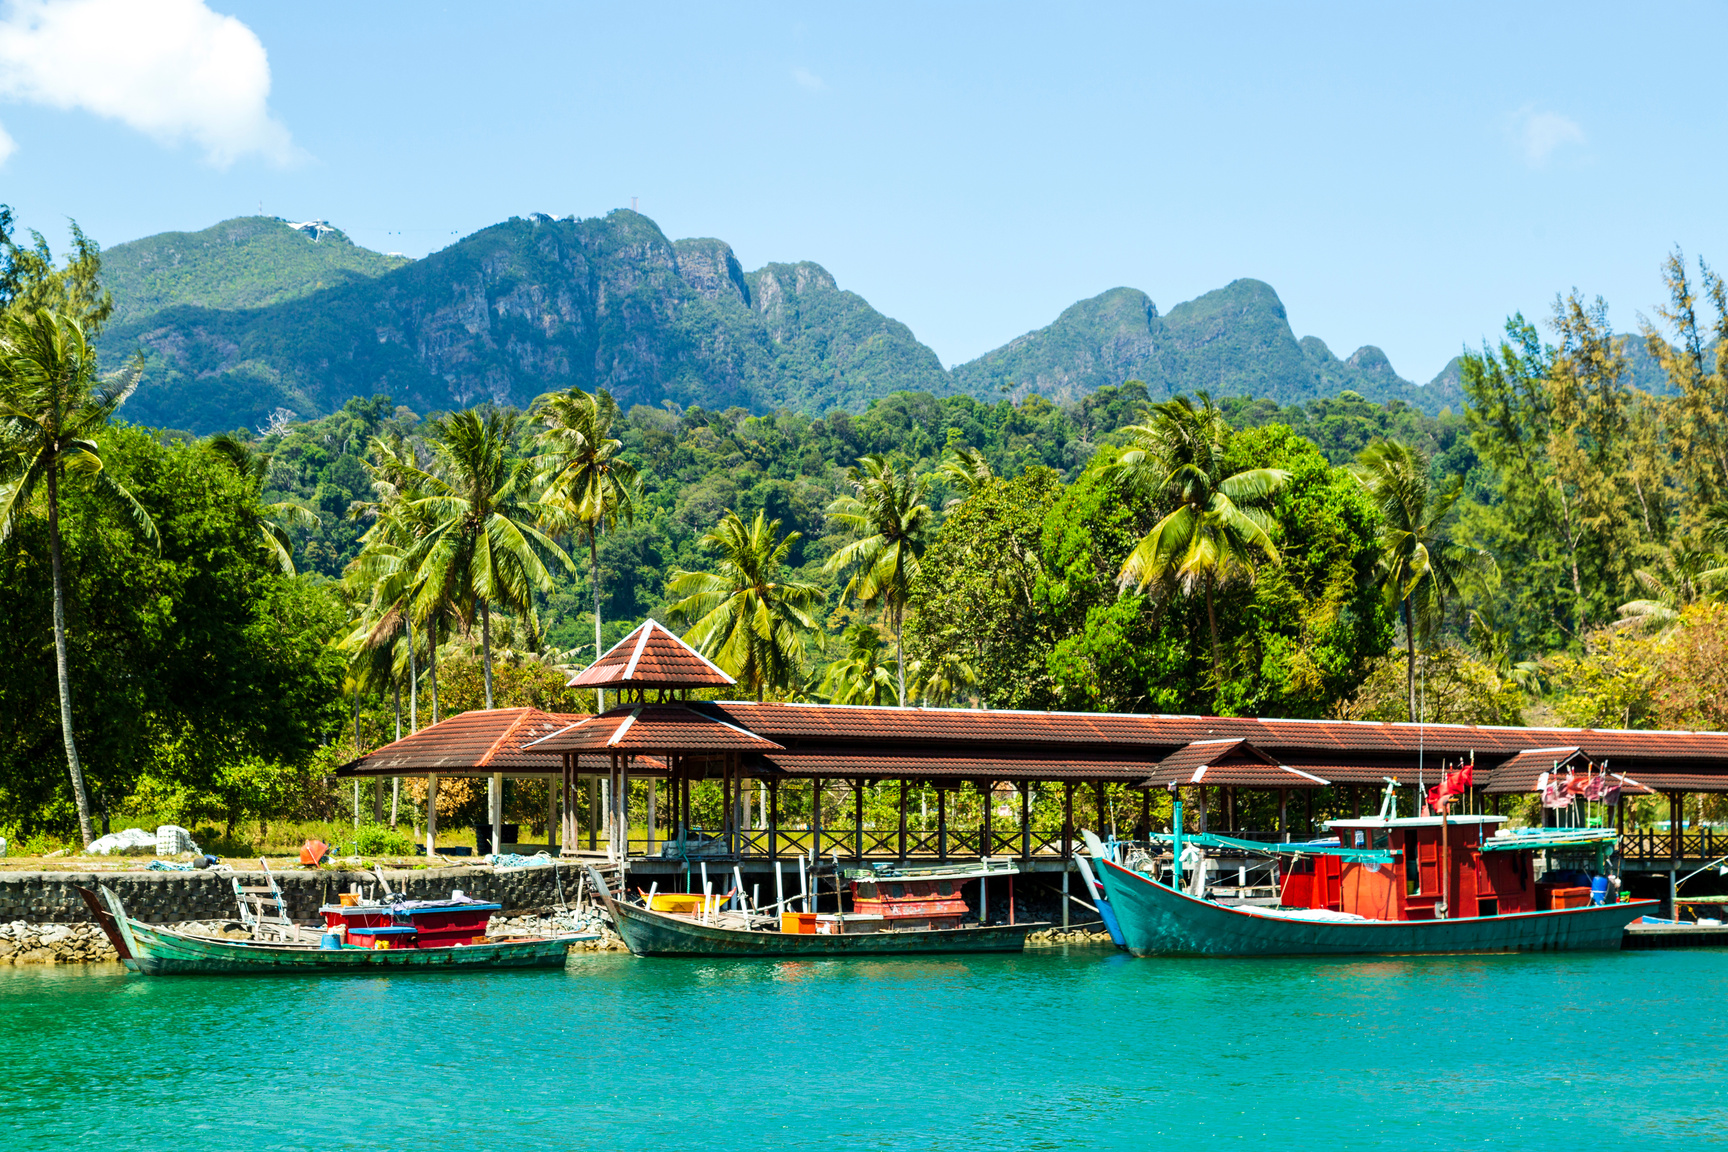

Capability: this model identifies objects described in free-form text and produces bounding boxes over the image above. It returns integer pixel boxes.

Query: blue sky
[1,1,1724,384]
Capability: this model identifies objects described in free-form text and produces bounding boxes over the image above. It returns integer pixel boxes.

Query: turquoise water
[3,948,1723,1150]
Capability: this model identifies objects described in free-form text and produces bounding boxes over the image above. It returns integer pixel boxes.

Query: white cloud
[0,0,295,168]
[792,66,825,92]
[1508,105,1586,167]
[0,119,14,165]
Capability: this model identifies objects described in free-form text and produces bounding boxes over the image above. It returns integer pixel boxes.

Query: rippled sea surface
[3,946,1723,1150]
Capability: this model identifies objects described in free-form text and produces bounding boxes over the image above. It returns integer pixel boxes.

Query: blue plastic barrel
[1591,876,1610,906]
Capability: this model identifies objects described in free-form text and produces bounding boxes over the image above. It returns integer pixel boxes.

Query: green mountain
[99,210,1458,434]
[102,211,953,432]
[102,216,410,326]
[950,279,1456,412]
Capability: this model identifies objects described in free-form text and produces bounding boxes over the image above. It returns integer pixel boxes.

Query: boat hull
[1096,857,1656,958]
[606,899,1040,958]
[121,921,587,976]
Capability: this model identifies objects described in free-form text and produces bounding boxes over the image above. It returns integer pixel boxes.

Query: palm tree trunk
[1403,596,1417,722]
[480,598,495,709]
[46,465,95,847]
[428,619,440,726]
[894,606,907,708]
[1204,572,1222,713]
[406,611,418,732]
[589,531,604,713]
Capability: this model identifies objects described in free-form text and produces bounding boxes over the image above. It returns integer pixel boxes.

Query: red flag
[1425,764,1474,812]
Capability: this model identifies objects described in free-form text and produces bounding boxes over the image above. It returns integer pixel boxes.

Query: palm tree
[401,410,575,709]
[824,455,934,706]
[666,510,822,700]
[820,622,899,706]
[1108,393,1288,703]
[1614,541,1727,634]
[0,308,158,845]
[206,433,317,574]
[349,434,447,724]
[532,387,638,709]
[937,445,993,509]
[906,648,979,707]
[1351,438,1468,721]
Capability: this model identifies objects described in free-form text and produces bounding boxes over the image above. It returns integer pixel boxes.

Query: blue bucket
[319,932,343,950]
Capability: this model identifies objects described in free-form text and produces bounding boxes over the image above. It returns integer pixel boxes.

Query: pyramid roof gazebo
[568,619,735,694]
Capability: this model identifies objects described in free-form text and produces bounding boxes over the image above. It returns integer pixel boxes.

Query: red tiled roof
[1140,738,1329,789]
[1480,747,1591,794]
[1605,771,1728,794]
[530,704,783,754]
[337,708,584,777]
[569,619,734,689]
[760,753,1159,781]
[696,701,1728,772]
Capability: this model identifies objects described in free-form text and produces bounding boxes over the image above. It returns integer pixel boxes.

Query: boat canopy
[1147,832,1397,864]
[1479,827,1619,853]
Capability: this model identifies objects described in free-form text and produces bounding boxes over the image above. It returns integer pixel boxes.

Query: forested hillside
[6,206,1728,848]
[95,210,1463,436]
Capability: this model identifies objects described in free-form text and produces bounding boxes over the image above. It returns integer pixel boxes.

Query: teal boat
[1090,805,1656,958]
[587,866,1042,958]
[1096,857,1652,957]
[98,886,593,976]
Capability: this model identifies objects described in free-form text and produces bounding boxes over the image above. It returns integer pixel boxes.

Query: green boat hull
[121,920,587,976]
[1095,857,1656,958]
[605,899,1040,958]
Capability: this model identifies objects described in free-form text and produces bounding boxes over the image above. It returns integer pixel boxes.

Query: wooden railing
[630,824,1077,860]
[1622,829,1728,864]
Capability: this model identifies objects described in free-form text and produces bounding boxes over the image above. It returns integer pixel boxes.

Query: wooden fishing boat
[95,886,594,976]
[588,865,1043,958]
[1089,803,1657,958]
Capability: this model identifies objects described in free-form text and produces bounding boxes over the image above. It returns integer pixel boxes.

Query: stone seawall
[0,921,119,964]
[0,862,583,927]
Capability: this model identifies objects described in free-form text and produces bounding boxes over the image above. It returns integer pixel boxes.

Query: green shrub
[354,823,415,856]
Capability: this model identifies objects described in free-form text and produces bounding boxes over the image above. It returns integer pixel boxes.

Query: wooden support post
[721,758,732,857]
[646,779,657,856]
[1020,782,1031,859]
[812,777,823,860]
[547,774,557,851]
[853,778,864,860]
[769,778,779,859]
[621,758,632,860]
[1279,788,1288,841]
[938,786,947,860]
[426,773,439,855]
[981,780,993,859]
[589,775,598,851]
[897,779,908,861]
[1094,781,1108,838]
[490,771,503,857]
[1063,781,1074,860]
